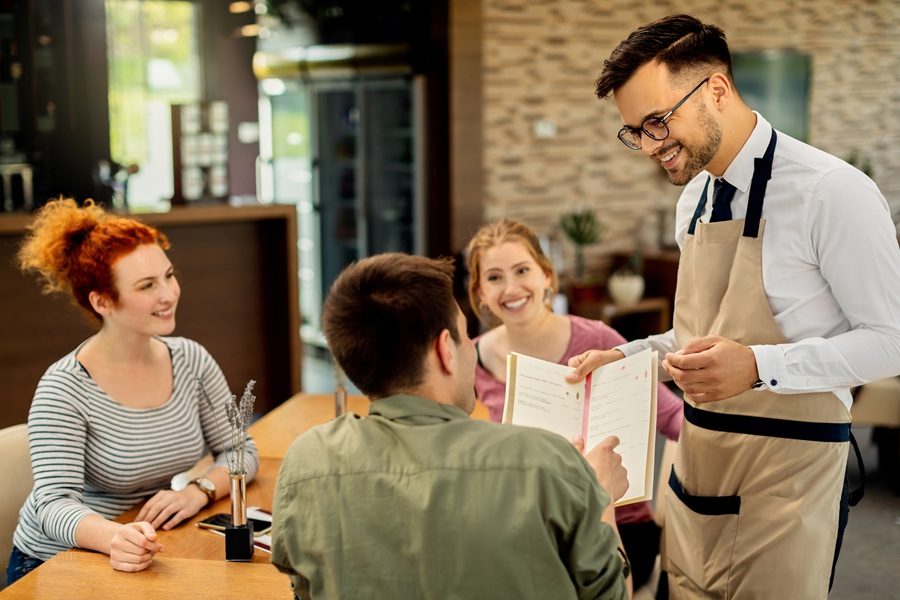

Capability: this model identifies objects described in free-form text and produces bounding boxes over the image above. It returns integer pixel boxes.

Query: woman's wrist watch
[189,477,216,506]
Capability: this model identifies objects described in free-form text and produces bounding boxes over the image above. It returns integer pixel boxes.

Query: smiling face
[613,61,723,185]
[477,241,553,326]
[100,244,181,336]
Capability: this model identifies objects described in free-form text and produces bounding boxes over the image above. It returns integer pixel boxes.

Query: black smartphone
[197,513,272,536]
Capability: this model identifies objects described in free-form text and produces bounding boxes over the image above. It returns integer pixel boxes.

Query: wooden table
[251,394,373,459]
[2,393,490,598]
[4,552,289,600]
[252,394,488,458]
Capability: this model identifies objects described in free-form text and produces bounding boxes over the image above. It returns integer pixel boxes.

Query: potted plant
[608,250,645,305]
[560,208,604,304]
[844,150,874,178]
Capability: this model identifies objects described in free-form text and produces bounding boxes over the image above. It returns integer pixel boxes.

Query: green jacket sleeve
[564,455,629,600]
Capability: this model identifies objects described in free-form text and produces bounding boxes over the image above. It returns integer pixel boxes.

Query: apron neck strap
[742,129,777,238]
[687,176,711,236]
[687,128,778,238]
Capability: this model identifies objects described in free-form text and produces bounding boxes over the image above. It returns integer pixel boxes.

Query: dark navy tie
[710,178,737,222]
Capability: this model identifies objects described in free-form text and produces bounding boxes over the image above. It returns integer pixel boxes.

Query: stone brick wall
[452,0,900,278]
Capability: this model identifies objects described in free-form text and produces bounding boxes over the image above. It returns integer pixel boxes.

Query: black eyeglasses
[617,78,710,150]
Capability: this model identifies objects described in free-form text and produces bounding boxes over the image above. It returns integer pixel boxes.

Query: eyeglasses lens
[642,118,668,141]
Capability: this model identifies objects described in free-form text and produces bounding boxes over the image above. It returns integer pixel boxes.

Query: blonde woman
[467,218,682,589]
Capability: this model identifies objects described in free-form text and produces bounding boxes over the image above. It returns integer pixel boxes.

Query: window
[106,0,201,208]
[732,51,811,142]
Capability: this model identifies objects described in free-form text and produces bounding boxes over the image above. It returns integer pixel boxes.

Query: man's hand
[109,522,164,572]
[584,436,629,502]
[663,335,759,403]
[566,349,625,383]
[136,487,208,530]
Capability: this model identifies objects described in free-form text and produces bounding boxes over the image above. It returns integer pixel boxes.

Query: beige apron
[664,131,851,599]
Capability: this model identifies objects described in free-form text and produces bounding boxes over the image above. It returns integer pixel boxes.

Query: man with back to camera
[566,14,900,599]
[270,253,634,599]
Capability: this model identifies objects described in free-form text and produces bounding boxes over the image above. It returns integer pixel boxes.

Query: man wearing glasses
[567,14,900,599]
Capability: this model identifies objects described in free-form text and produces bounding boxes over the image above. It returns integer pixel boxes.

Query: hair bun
[64,219,99,253]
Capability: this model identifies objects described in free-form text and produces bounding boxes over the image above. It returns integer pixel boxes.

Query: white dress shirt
[619,113,900,409]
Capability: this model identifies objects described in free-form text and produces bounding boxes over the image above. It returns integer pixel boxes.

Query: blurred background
[0,2,897,595]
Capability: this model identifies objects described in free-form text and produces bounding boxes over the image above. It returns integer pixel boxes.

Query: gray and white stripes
[12,336,259,561]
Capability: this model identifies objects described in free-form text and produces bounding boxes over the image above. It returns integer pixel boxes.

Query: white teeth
[504,298,528,309]
[661,147,680,162]
[153,309,172,317]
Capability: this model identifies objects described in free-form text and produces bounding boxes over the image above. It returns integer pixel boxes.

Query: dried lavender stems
[197,378,256,475]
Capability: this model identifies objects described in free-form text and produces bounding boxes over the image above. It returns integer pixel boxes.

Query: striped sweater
[12,336,260,561]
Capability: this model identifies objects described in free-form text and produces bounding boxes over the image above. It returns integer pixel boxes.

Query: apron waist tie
[683,402,850,442]
[683,403,865,504]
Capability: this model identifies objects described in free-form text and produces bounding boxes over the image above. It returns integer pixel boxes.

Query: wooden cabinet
[0,204,300,427]
[571,250,680,342]
[571,297,671,342]
[609,250,680,304]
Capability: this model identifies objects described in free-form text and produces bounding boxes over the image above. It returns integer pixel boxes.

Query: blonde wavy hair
[465,218,558,323]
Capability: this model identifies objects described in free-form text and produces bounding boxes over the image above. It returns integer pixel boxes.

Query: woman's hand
[136,486,208,530]
[566,349,625,383]
[109,522,164,572]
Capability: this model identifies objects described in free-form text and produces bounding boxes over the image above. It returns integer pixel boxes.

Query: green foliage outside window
[106,0,200,166]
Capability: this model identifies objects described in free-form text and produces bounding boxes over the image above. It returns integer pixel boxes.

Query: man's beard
[664,103,722,186]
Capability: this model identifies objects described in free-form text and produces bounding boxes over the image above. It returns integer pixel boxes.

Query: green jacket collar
[368,393,470,424]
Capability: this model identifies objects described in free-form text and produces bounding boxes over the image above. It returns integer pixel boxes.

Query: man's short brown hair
[322,253,460,398]
[595,14,734,99]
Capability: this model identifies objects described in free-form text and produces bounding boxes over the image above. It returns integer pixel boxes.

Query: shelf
[571,296,671,342]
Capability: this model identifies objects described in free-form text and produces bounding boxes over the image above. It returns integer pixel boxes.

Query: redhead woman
[467,218,682,589]
[7,199,258,585]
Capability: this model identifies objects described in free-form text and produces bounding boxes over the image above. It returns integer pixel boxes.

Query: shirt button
[770,379,778,386]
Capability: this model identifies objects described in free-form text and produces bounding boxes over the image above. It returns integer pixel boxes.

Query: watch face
[197,478,216,493]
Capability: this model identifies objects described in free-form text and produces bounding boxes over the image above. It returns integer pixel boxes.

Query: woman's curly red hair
[18,198,169,322]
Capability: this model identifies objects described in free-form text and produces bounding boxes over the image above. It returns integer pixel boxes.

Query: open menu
[502,348,658,506]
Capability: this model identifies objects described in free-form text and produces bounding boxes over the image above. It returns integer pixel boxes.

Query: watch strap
[190,477,216,506]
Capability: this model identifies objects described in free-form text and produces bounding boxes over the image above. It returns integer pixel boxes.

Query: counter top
[0,203,296,234]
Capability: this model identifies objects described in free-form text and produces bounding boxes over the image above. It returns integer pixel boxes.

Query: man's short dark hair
[595,14,734,99]
[322,253,460,398]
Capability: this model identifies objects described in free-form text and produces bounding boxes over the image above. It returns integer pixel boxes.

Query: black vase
[225,521,255,561]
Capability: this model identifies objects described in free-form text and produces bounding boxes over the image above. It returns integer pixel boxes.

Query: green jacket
[271,394,627,600]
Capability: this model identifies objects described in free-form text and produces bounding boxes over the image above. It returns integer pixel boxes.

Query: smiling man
[567,14,900,600]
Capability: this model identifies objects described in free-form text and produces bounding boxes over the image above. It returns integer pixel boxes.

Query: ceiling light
[229,1,252,14]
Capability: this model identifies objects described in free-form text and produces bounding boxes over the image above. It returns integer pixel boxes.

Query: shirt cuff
[750,345,784,392]
[615,339,650,357]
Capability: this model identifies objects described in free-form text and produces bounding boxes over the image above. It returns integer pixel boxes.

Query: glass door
[361,79,418,255]
[269,76,425,347]
[260,83,321,340]
[315,85,363,306]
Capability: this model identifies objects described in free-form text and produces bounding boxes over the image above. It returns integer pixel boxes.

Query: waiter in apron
[568,14,900,599]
